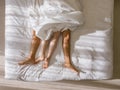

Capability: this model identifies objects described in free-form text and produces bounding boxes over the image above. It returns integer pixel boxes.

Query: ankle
[29,55,35,59]
[38,52,44,57]
[65,60,71,65]
[45,57,50,61]
[64,63,71,66]
[38,55,45,60]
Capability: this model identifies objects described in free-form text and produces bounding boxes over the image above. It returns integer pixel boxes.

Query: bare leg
[18,30,41,65]
[62,29,78,73]
[43,31,60,69]
[35,40,49,63]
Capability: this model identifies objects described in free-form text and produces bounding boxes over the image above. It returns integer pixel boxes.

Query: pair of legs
[18,29,78,73]
[18,30,60,68]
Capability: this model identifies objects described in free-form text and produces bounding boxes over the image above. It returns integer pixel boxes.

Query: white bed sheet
[5,0,114,81]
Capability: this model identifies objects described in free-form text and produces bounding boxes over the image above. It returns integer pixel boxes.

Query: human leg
[43,31,60,69]
[35,40,49,63]
[18,30,41,65]
[62,29,78,73]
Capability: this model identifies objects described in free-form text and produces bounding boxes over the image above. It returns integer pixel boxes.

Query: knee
[63,35,70,48]
[50,38,57,47]
[63,34,70,44]
[42,40,49,45]
[53,31,60,39]
[49,32,60,46]
[32,35,40,43]
[32,36,38,40]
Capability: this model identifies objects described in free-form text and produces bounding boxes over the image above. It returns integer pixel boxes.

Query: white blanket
[29,0,84,40]
[5,0,114,81]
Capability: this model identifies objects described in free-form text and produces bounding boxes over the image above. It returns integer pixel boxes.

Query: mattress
[5,0,114,81]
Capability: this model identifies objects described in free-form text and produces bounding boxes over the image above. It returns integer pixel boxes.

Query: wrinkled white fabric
[5,0,113,81]
[29,0,84,40]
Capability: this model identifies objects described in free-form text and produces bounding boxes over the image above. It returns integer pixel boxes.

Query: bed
[5,0,114,81]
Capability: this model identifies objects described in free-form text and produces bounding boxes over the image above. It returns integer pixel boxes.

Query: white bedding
[29,0,84,40]
[5,0,114,81]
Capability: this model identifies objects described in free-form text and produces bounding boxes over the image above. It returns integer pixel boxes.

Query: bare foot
[18,57,35,65]
[43,58,49,69]
[64,63,78,73]
[35,56,45,64]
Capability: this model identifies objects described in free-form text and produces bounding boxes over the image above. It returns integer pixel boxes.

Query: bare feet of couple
[18,56,47,66]
[18,56,79,73]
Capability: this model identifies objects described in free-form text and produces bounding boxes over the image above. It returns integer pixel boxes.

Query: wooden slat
[0,0,5,56]
[113,0,120,78]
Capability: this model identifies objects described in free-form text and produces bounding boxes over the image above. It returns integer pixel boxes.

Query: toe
[43,61,48,69]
